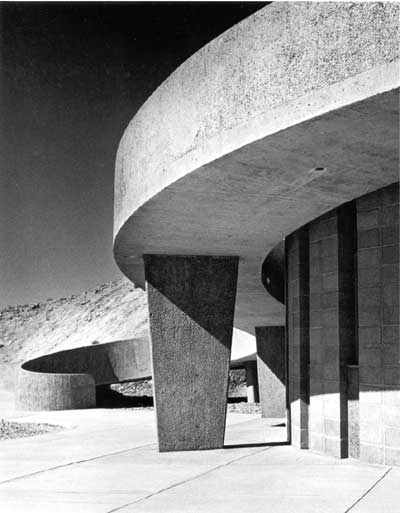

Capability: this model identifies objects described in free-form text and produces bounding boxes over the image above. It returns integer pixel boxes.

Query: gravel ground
[112,369,248,400]
[118,403,261,414]
[227,402,261,415]
[99,385,260,414]
[0,418,64,440]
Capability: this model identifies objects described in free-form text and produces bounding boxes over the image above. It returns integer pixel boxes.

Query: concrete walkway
[0,394,398,513]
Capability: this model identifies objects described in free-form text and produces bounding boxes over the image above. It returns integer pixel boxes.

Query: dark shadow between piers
[96,385,154,408]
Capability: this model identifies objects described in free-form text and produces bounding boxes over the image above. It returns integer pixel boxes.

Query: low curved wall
[17,370,96,411]
[16,338,152,411]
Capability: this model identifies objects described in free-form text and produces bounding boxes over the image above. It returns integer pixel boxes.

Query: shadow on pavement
[224,441,290,449]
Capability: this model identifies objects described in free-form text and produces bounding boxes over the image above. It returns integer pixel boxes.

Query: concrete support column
[244,361,259,403]
[255,326,286,418]
[144,255,239,452]
[286,227,310,449]
[308,203,356,458]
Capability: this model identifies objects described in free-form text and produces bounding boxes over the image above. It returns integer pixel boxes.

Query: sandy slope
[0,279,148,387]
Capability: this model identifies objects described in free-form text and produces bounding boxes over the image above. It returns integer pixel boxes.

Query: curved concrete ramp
[16,338,152,411]
[16,334,257,411]
[113,2,398,335]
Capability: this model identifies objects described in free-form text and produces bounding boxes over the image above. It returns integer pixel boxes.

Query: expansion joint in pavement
[0,441,156,486]
[344,467,392,512]
[107,445,274,513]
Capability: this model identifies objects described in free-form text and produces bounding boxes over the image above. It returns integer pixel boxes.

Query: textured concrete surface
[17,371,96,411]
[16,339,151,410]
[348,364,360,460]
[0,399,399,513]
[114,2,399,335]
[256,326,286,418]
[144,255,238,451]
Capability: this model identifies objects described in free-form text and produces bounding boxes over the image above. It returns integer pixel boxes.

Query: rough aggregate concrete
[145,255,238,451]
[114,2,399,236]
[0,418,63,440]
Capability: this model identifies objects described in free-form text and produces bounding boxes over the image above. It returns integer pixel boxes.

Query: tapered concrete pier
[144,255,239,451]
[255,326,286,418]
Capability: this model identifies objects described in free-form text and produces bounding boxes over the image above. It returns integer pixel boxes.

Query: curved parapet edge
[15,338,152,411]
[114,2,399,248]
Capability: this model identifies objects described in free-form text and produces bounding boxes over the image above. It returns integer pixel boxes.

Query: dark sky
[0,2,265,308]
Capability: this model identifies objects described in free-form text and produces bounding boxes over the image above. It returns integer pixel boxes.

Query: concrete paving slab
[0,499,123,513]
[350,467,400,513]
[0,407,398,513]
[123,451,390,513]
[224,416,286,447]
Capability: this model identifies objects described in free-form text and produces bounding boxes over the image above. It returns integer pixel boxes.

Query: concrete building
[113,2,399,464]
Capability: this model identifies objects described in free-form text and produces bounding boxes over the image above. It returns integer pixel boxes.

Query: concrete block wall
[286,182,399,464]
[356,183,400,465]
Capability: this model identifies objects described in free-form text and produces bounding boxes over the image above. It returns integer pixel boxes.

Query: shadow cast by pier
[224,441,290,449]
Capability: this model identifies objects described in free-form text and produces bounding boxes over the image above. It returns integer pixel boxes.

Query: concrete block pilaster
[286,228,310,449]
[307,203,357,458]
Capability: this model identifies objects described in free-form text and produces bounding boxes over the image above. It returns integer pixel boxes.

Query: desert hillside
[0,278,148,386]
